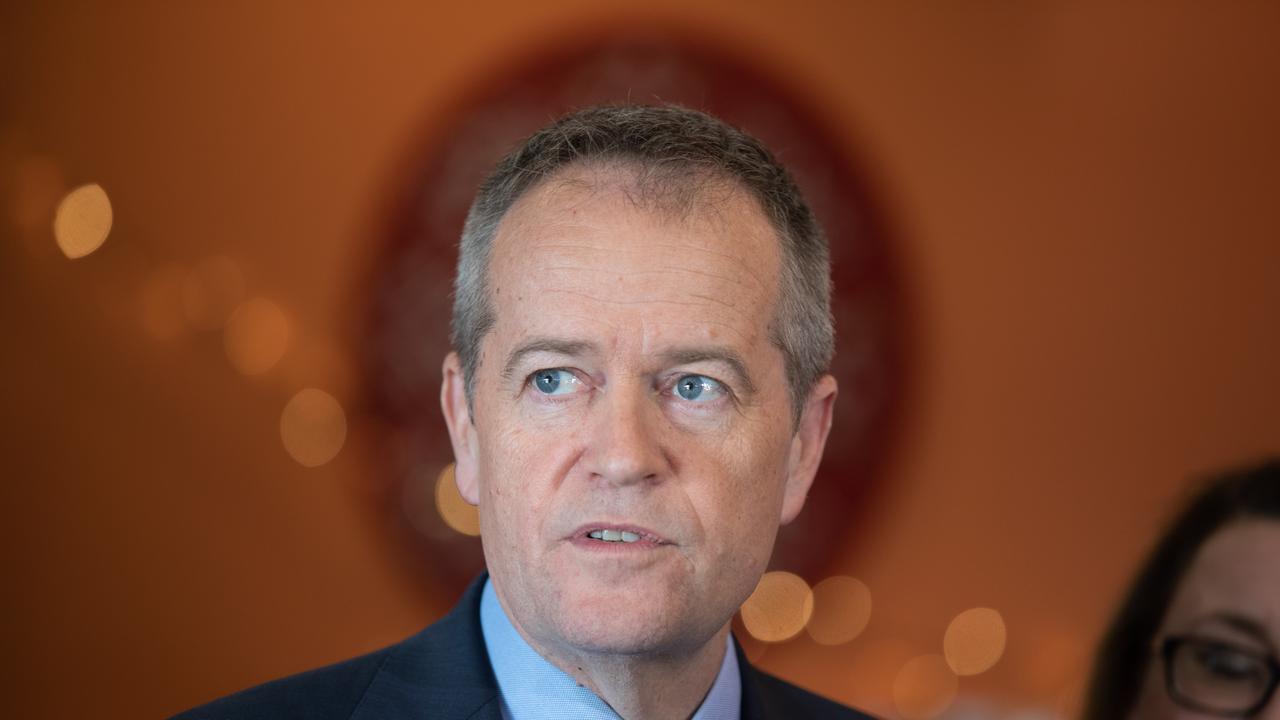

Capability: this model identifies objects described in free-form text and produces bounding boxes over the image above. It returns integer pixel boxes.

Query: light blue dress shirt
[479,578,741,720]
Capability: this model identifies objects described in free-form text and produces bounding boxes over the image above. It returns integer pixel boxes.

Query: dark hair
[1084,458,1280,719]
[450,104,833,423]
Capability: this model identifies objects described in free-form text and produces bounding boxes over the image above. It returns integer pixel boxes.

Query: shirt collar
[479,577,741,720]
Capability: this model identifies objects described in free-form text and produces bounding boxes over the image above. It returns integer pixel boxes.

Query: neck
[525,623,731,720]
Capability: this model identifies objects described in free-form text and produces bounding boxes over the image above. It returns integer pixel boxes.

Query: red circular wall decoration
[364,32,907,597]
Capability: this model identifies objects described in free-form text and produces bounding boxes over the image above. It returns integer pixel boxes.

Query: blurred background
[2,2,1278,718]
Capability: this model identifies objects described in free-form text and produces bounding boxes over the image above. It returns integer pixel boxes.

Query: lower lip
[568,536,668,553]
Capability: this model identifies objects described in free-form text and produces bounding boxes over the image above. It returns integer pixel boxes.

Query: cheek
[1129,661,1188,720]
[682,437,786,610]
[477,412,579,522]
[686,426,790,534]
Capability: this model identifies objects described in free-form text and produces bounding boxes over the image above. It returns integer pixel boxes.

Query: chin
[554,616,689,657]
[551,589,710,657]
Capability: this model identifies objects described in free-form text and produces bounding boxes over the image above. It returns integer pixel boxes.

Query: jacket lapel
[735,635,772,720]
[351,576,502,720]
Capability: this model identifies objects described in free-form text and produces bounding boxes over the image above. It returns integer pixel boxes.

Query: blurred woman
[1085,459,1280,719]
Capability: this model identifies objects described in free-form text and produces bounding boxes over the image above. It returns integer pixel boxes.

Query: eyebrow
[659,347,757,396]
[501,337,600,381]
[1194,612,1275,649]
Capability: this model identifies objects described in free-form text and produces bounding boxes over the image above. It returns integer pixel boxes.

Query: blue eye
[531,369,579,395]
[674,375,724,402]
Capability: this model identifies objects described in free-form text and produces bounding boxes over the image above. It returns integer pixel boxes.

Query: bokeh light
[943,607,1007,676]
[279,388,347,467]
[740,571,814,643]
[434,463,480,536]
[224,297,290,375]
[181,256,245,330]
[806,575,873,645]
[892,654,959,720]
[53,183,112,259]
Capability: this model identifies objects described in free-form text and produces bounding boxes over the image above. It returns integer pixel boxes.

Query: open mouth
[575,525,667,546]
[587,529,642,543]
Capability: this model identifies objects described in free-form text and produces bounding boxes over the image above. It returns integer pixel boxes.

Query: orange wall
[2,2,1278,718]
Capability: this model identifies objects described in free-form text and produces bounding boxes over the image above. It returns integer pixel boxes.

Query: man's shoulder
[744,665,878,720]
[170,577,498,720]
[170,645,396,720]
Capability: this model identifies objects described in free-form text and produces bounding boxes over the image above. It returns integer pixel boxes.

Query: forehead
[485,165,782,354]
[1164,520,1280,637]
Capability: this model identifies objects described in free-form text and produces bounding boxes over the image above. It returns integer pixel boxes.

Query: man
[176,105,870,719]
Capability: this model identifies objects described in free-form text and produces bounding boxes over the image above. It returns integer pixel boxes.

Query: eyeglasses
[1160,635,1280,717]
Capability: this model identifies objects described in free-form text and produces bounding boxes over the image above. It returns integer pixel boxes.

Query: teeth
[587,529,643,543]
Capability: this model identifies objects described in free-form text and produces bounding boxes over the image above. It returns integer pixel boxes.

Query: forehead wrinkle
[527,240,771,296]
[643,242,772,294]
[540,288,728,310]
[536,264,754,288]
[533,294,761,349]
[683,292,740,311]
[524,245,771,312]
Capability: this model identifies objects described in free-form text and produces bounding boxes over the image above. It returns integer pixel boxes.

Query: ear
[779,374,837,525]
[440,351,481,506]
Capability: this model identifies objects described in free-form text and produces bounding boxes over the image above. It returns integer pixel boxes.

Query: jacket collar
[351,572,778,720]
[351,574,502,720]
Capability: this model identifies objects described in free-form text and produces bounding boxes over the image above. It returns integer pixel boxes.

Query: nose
[581,383,667,487]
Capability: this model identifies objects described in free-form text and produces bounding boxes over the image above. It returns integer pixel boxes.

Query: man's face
[442,166,836,660]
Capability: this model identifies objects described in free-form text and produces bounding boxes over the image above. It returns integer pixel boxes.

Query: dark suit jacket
[173,576,874,720]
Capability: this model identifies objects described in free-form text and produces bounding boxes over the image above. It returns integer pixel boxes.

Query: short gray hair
[451,104,833,422]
